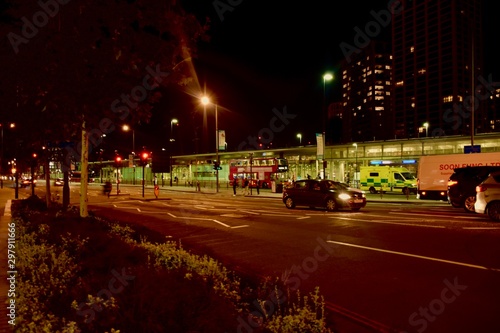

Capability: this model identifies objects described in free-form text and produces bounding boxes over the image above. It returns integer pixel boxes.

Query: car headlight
[338,193,351,200]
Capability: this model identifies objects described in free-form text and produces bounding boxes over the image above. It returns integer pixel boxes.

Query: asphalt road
[13,182,500,333]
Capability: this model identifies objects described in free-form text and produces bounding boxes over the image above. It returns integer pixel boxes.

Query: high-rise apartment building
[340,41,393,143]
[392,0,484,138]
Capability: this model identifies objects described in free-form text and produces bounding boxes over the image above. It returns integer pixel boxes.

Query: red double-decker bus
[229,157,288,188]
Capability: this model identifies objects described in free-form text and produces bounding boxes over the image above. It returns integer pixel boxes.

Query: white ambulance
[359,166,417,195]
[416,152,500,200]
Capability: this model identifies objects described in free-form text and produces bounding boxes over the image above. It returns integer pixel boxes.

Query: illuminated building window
[396,81,404,86]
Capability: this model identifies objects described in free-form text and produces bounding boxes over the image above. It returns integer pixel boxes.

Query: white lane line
[231,225,250,229]
[297,216,311,220]
[166,212,248,229]
[327,240,500,272]
[463,227,500,230]
[239,210,261,215]
[331,216,446,228]
[113,205,141,212]
[389,211,483,220]
[454,216,487,220]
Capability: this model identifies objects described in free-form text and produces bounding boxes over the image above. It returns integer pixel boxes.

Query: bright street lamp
[322,73,333,179]
[121,124,135,154]
[169,118,178,187]
[201,96,219,193]
[0,123,15,189]
[423,122,429,137]
[353,143,358,188]
[296,133,302,145]
[122,124,136,184]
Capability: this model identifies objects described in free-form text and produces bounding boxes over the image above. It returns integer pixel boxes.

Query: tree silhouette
[0,0,209,215]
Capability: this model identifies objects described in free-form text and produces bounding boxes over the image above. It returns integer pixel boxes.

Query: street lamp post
[201,96,219,193]
[423,122,429,138]
[296,133,302,146]
[170,118,178,187]
[353,143,358,188]
[0,123,15,189]
[122,124,136,184]
[322,73,333,179]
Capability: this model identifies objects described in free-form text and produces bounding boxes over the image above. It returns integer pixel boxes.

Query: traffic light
[31,153,38,168]
[140,151,149,166]
[213,161,221,170]
[114,155,122,168]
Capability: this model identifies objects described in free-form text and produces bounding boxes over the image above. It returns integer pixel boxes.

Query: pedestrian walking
[233,177,238,196]
[256,179,260,195]
[154,175,159,198]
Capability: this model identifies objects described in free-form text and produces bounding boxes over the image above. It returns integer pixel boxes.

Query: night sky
[140,0,499,157]
[3,1,498,159]
[144,0,395,155]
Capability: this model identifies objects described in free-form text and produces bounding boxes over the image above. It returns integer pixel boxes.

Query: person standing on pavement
[256,179,260,195]
[233,177,238,196]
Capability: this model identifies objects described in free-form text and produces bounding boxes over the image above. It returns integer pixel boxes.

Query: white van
[417,152,500,200]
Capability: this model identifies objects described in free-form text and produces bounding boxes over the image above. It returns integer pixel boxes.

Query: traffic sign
[464,145,481,153]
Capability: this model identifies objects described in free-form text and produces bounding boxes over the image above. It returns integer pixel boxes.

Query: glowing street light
[121,124,135,154]
[296,133,302,145]
[353,143,358,188]
[321,73,333,179]
[201,96,220,193]
[423,122,429,137]
[169,118,179,187]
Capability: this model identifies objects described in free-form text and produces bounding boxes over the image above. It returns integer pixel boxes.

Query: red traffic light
[115,156,122,162]
[141,152,149,160]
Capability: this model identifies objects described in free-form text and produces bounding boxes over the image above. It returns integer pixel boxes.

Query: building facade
[391,0,485,138]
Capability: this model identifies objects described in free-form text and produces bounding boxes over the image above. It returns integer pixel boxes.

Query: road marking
[297,216,311,220]
[332,216,446,228]
[327,240,500,272]
[166,212,248,229]
[389,211,483,220]
[113,205,141,212]
[239,210,261,215]
[325,300,393,333]
[463,227,500,230]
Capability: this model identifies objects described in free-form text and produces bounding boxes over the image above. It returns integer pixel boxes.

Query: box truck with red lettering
[416,152,500,200]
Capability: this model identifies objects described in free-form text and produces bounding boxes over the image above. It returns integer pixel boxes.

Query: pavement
[0,183,17,332]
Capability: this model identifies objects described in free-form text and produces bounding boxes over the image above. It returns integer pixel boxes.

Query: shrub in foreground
[12,196,334,332]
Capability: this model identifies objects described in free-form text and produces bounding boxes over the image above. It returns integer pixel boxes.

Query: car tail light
[476,185,486,193]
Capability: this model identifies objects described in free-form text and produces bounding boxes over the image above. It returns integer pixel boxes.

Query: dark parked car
[282,179,366,212]
[447,166,500,212]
